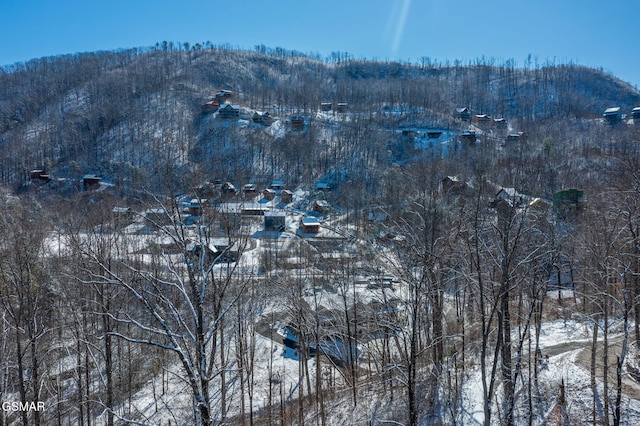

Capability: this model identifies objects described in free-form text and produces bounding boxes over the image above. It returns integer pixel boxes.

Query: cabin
[221,182,237,197]
[202,100,219,112]
[473,114,492,124]
[505,132,526,142]
[321,102,332,111]
[263,188,276,201]
[30,169,51,185]
[185,241,221,265]
[632,107,640,123]
[493,117,507,129]
[313,200,331,214]
[461,130,477,143]
[280,189,293,204]
[218,103,240,120]
[240,203,269,216]
[290,116,305,131]
[82,174,101,191]
[336,103,348,113]
[264,211,286,232]
[186,199,207,216]
[455,107,471,121]
[252,111,274,126]
[299,217,320,234]
[441,176,469,196]
[215,90,233,103]
[493,187,528,208]
[603,107,622,125]
[242,183,257,195]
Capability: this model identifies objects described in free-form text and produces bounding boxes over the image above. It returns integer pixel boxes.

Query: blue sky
[2,0,639,87]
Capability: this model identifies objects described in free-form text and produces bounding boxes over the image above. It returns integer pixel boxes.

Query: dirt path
[570,336,640,401]
[540,333,640,402]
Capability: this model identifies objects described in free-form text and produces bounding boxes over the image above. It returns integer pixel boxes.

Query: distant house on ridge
[218,103,240,120]
[455,107,471,121]
[603,107,622,125]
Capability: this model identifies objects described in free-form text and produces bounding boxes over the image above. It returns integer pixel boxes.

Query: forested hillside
[1,45,638,191]
[2,45,640,425]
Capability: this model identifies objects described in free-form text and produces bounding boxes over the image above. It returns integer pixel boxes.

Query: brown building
[455,107,471,121]
[604,107,622,125]
[215,90,233,103]
[202,100,219,111]
[218,103,240,120]
[290,115,304,131]
[30,169,51,185]
[263,188,276,201]
[252,111,274,126]
[281,189,293,204]
[299,217,320,233]
[82,174,101,191]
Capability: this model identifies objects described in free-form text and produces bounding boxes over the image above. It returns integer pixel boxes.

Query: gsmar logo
[1,401,46,412]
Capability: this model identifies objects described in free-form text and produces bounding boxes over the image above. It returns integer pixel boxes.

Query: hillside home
[252,111,274,126]
[214,90,233,103]
[299,217,320,233]
[454,107,471,121]
[493,187,529,208]
[263,188,276,201]
[493,117,507,129]
[313,200,331,214]
[473,114,491,124]
[185,241,220,265]
[321,102,332,111]
[290,115,304,131]
[243,183,257,195]
[240,203,268,216]
[202,100,219,111]
[632,107,640,122]
[461,130,477,143]
[336,103,348,113]
[82,174,101,191]
[30,169,51,185]
[221,182,237,198]
[186,199,207,216]
[218,103,240,120]
[280,189,293,204]
[441,176,469,196]
[505,132,526,142]
[603,107,622,125]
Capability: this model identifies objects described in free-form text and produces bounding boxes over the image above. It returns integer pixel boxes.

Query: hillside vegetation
[1,45,640,425]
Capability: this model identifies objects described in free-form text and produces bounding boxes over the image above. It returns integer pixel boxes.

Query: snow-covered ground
[460,316,640,425]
